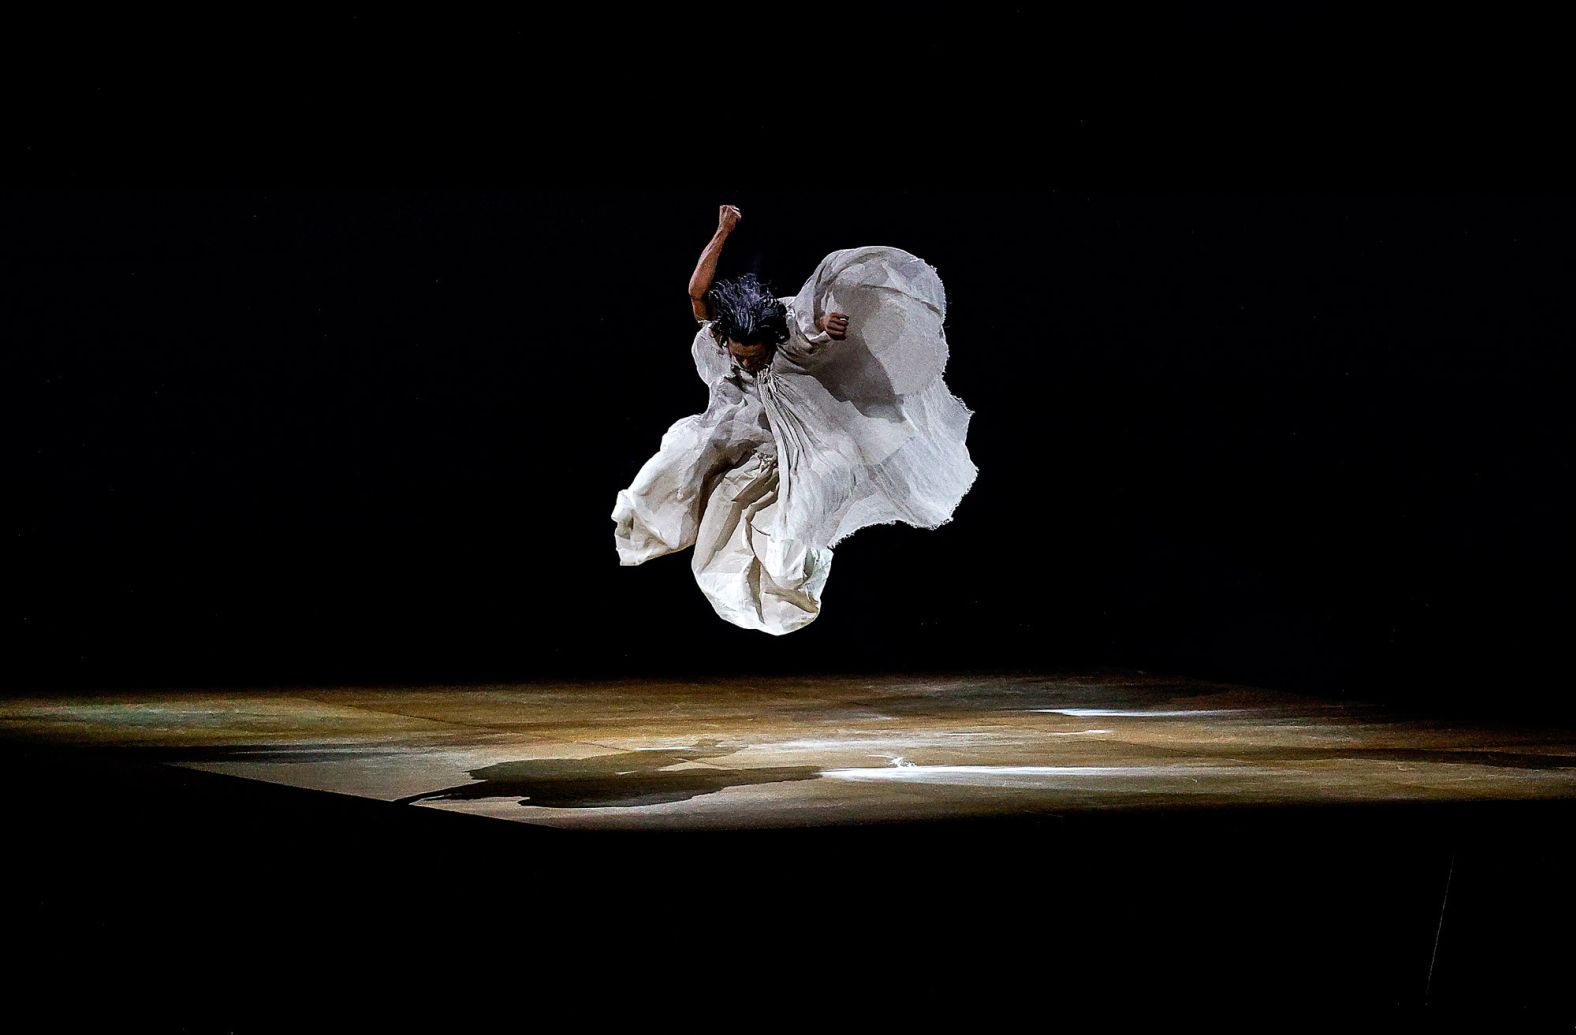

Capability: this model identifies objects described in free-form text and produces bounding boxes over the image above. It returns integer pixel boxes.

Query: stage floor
[4,672,1575,830]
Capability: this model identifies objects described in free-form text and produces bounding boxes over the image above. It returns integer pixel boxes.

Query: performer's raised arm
[689,205,741,322]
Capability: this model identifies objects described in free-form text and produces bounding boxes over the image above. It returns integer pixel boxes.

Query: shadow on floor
[394,740,821,809]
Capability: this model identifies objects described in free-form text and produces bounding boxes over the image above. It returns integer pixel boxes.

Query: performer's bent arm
[689,205,740,322]
[815,311,850,339]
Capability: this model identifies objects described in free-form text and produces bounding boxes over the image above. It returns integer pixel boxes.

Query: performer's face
[728,339,770,371]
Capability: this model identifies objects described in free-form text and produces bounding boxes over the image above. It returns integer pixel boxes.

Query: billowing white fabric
[612,246,977,634]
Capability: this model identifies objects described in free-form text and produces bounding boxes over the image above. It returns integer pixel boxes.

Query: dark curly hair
[706,273,790,350]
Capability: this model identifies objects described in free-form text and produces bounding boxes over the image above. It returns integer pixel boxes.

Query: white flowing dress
[612,246,978,634]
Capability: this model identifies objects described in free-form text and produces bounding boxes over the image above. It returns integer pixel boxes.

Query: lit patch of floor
[2,673,1574,830]
[1033,708,1250,717]
[821,763,1254,782]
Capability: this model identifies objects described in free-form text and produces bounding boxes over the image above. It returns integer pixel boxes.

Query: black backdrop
[8,190,1574,714]
[8,16,1576,1030]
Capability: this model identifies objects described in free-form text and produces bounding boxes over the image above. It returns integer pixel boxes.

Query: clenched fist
[717,205,742,235]
[817,311,850,340]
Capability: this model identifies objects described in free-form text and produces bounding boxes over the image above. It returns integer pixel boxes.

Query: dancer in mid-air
[612,205,978,634]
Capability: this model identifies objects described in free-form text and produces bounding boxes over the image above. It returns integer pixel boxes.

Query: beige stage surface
[4,672,1574,830]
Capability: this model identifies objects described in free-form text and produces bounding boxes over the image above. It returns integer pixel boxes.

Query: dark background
[6,6,1574,718]
[5,13,1576,1029]
[8,189,1573,714]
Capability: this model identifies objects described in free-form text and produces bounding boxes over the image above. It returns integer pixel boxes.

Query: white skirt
[688,445,832,636]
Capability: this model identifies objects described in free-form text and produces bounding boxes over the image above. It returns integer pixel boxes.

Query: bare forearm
[688,231,730,320]
[690,205,742,321]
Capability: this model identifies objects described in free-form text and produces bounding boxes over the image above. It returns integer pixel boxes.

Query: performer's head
[707,273,789,370]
